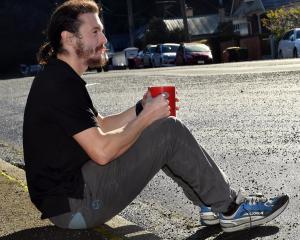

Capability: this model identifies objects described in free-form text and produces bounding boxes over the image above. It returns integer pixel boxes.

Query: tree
[144,17,169,44]
[262,7,300,39]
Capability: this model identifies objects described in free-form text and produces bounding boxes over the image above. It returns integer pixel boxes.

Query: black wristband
[135,100,143,116]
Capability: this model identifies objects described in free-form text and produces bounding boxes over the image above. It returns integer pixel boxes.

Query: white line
[86,83,101,87]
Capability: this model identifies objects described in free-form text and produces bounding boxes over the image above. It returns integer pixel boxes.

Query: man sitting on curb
[23,0,289,233]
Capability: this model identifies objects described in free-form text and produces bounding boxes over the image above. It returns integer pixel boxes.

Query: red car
[175,43,213,65]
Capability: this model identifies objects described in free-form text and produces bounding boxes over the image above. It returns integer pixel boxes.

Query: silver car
[143,44,156,67]
[278,28,300,58]
[152,43,180,67]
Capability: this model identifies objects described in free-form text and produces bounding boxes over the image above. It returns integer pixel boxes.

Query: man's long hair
[37,0,100,64]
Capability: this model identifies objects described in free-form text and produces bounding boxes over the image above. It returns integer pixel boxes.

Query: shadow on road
[0,225,161,240]
[0,73,23,80]
[186,225,279,240]
[0,226,106,240]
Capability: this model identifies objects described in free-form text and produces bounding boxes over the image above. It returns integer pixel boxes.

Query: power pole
[179,0,190,42]
[127,0,135,46]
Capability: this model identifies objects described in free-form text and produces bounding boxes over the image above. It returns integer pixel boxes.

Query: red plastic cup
[148,86,176,116]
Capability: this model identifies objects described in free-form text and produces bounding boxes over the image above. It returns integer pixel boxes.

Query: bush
[262,7,300,39]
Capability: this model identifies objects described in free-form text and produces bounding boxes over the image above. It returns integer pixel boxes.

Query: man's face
[75,13,108,68]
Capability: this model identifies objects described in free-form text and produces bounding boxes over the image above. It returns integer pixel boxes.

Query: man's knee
[152,116,182,130]
[152,117,187,139]
[163,116,186,133]
[140,117,186,144]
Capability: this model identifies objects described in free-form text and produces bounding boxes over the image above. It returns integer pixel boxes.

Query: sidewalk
[0,159,161,240]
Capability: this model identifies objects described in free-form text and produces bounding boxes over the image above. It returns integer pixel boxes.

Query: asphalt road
[0,59,299,239]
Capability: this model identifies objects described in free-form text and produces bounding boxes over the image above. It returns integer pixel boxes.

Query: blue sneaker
[220,188,289,232]
[199,206,220,226]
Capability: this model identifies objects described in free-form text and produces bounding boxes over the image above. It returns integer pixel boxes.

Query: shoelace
[245,194,268,205]
[242,193,267,229]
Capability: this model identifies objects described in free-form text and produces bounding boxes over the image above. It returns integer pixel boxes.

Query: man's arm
[73,95,170,165]
[97,92,148,132]
[97,106,136,133]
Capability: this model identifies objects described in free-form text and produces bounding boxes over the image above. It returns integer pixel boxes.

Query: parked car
[20,64,42,76]
[133,51,144,69]
[124,47,139,69]
[278,28,300,58]
[222,46,248,62]
[103,42,114,71]
[152,43,180,67]
[112,47,139,70]
[175,43,213,66]
[143,44,156,67]
[112,51,127,70]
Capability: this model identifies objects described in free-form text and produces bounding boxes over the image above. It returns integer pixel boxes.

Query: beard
[75,39,108,69]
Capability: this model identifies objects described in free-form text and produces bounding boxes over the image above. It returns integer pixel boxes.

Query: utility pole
[179,0,190,42]
[127,0,135,46]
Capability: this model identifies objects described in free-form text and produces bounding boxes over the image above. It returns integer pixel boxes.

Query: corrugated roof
[233,0,265,16]
[163,14,220,36]
[261,0,300,10]
[232,0,300,17]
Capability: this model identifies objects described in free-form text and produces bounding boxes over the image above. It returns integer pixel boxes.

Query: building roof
[163,14,220,36]
[233,0,265,17]
[261,0,300,10]
[232,0,300,17]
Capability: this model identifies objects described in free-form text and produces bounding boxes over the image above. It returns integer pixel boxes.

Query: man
[23,0,288,233]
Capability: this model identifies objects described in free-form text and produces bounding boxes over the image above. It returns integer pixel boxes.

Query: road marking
[0,170,28,192]
[86,83,101,87]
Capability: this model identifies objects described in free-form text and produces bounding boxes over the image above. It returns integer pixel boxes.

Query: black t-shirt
[23,58,99,219]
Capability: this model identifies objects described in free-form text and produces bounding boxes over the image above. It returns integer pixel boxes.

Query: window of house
[234,24,240,31]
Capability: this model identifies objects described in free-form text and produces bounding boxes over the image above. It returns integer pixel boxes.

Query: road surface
[0,59,299,239]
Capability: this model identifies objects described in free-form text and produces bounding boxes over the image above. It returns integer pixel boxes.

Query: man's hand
[140,94,170,125]
[140,89,180,120]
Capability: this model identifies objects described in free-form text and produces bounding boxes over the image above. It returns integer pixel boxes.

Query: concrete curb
[0,159,160,239]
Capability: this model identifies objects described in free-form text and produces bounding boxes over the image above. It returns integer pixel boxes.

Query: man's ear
[61,31,76,47]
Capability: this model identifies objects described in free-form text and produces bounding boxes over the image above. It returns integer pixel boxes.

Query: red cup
[148,86,176,116]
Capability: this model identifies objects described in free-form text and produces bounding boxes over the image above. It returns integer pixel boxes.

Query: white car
[278,28,300,58]
[152,43,180,67]
[112,47,139,70]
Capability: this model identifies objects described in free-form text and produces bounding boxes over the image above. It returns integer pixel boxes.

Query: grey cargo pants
[50,117,236,229]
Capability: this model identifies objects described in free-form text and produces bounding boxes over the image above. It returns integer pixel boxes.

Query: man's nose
[101,33,107,45]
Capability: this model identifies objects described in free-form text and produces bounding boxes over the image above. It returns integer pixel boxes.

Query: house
[228,0,300,60]
[231,0,300,36]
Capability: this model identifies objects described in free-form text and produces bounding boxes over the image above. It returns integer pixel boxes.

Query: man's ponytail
[37,42,55,65]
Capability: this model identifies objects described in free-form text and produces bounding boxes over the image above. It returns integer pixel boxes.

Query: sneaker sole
[221,195,289,233]
[200,218,220,226]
